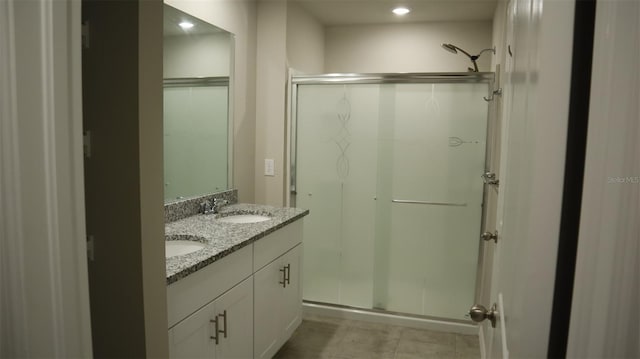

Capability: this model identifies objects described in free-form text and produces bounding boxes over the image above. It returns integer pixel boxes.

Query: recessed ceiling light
[392,7,411,16]
[179,21,194,30]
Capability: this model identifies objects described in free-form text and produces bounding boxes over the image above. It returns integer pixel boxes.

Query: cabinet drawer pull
[285,264,291,285]
[209,317,219,344]
[279,267,287,288]
[218,310,228,338]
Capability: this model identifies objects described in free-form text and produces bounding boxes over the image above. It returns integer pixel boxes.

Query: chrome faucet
[201,198,229,215]
[212,198,229,214]
[200,200,215,215]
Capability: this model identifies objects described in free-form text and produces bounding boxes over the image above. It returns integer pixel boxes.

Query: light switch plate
[265,159,275,176]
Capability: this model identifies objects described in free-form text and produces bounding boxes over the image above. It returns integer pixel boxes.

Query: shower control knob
[481,230,498,243]
[468,303,498,328]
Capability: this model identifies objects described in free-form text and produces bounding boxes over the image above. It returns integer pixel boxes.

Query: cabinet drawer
[253,220,303,272]
[167,245,252,328]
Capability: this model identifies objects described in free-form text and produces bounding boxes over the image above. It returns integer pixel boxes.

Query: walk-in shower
[290,73,494,330]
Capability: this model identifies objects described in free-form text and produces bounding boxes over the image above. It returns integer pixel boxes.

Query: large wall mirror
[163,4,234,203]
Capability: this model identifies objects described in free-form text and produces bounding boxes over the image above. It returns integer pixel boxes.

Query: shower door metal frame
[289,72,497,320]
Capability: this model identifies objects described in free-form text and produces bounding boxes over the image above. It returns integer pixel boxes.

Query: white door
[215,278,254,359]
[281,245,302,339]
[254,258,285,359]
[481,0,576,357]
[169,300,217,358]
[482,1,516,357]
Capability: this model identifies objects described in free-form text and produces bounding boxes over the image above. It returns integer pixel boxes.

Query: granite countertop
[165,203,309,285]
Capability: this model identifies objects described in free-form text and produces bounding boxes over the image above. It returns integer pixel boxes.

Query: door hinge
[87,235,95,261]
[82,21,90,49]
[481,172,500,186]
[481,230,499,243]
[83,131,91,159]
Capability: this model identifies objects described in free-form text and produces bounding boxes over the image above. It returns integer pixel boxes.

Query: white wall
[139,2,168,356]
[325,21,493,73]
[82,1,168,356]
[254,0,288,206]
[567,0,640,357]
[165,0,257,203]
[163,33,231,78]
[286,2,325,74]
[251,1,326,207]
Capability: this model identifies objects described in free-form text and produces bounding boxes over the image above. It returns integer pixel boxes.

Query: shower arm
[471,48,497,72]
[447,45,479,72]
[477,47,496,57]
[448,46,496,72]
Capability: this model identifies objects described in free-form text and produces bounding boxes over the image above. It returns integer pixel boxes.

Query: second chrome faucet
[200,198,229,215]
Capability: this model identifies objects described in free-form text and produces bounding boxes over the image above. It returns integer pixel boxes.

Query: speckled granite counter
[165,203,308,285]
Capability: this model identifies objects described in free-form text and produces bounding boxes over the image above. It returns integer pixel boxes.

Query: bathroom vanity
[165,194,308,359]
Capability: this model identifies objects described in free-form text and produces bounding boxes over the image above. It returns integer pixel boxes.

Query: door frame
[547,0,597,356]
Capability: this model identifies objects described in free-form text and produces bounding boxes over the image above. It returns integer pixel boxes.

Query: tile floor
[274,314,480,359]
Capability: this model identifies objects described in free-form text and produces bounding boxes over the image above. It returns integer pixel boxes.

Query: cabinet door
[169,300,216,358]
[214,277,254,359]
[254,258,285,359]
[280,244,302,341]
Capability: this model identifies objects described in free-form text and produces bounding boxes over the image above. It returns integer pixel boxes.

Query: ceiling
[164,4,226,37]
[294,0,498,26]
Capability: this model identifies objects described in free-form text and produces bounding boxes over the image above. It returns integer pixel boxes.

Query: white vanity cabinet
[167,243,253,359]
[167,219,304,359]
[253,222,303,359]
[168,277,253,359]
[253,245,301,359]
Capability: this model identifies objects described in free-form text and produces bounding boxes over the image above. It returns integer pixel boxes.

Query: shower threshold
[303,300,477,335]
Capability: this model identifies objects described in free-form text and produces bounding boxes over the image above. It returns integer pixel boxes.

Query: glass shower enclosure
[290,73,493,321]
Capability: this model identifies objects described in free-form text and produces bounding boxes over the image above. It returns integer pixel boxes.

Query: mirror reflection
[163,4,233,203]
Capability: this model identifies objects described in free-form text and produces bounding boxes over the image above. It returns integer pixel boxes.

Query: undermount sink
[216,214,271,224]
[165,240,206,258]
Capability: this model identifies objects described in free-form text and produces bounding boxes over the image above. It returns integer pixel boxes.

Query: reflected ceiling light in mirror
[392,7,410,16]
[178,21,194,30]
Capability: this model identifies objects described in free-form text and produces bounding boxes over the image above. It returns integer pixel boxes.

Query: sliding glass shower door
[293,74,491,321]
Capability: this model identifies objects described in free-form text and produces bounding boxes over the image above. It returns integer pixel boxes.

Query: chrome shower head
[441,43,458,54]
[440,43,495,72]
